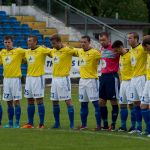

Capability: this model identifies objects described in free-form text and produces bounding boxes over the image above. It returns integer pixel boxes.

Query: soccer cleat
[147,134,150,137]
[118,127,127,132]
[3,124,13,128]
[101,126,109,131]
[21,123,34,129]
[128,127,136,134]
[140,131,150,136]
[70,124,74,129]
[13,124,20,129]
[77,125,88,130]
[37,124,45,129]
[51,123,60,129]
[108,124,116,132]
[94,125,101,131]
[136,129,142,135]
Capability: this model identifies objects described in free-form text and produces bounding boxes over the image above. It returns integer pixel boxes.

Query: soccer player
[0,36,25,128]
[140,37,150,137]
[49,34,74,129]
[128,32,147,134]
[21,35,51,129]
[73,35,101,130]
[112,40,136,132]
[99,32,120,131]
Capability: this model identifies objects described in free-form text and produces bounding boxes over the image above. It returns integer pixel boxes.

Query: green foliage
[64,0,148,22]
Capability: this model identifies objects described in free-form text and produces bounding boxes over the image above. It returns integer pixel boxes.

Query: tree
[65,0,148,22]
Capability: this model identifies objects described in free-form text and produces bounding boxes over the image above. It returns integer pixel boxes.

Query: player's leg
[3,78,14,128]
[78,78,89,129]
[51,78,60,128]
[118,81,128,131]
[128,103,136,132]
[87,79,101,130]
[64,77,74,129]
[65,99,74,129]
[32,76,45,128]
[99,74,108,129]
[12,78,22,128]
[22,77,35,128]
[132,76,145,133]
[141,81,150,135]
[52,101,60,128]
[13,100,21,128]
[0,103,2,127]
[108,73,119,131]
[36,98,45,128]
[4,100,14,128]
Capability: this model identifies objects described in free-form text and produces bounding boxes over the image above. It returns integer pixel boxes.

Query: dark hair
[99,32,109,38]
[28,35,38,42]
[4,35,13,41]
[50,34,61,42]
[142,37,150,46]
[112,40,123,48]
[128,32,139,41]
[81,35,91,42]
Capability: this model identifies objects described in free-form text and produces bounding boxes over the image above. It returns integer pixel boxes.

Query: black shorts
[99,72,120,100]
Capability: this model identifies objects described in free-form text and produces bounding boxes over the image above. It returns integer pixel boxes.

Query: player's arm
[68,47,80,57]
[94,49,101,59]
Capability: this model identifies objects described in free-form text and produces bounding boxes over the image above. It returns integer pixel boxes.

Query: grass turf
[0,86,149,150]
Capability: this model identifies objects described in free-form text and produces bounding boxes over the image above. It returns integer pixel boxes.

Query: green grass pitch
[0,86,149,150]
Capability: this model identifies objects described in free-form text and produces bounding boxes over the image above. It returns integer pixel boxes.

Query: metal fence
[0,0,127,44]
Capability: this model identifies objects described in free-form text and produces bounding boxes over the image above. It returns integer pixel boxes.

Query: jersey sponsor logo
[101,49,116,58]
[28,55,35,64]
[119,62,123,70]
[4,56,12,64]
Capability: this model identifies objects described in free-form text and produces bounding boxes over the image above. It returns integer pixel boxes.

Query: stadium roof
[67,13,150,29]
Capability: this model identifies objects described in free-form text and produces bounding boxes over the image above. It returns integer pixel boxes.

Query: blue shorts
[99,72,120,100]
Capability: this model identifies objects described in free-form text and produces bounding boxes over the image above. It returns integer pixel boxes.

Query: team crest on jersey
[119,63,123,70]
[4,56,12,64]
[79,58,86,66]
[28,55,35,63]
[53,56,59,64]
[131,56,136,66]
[100,60,106,68]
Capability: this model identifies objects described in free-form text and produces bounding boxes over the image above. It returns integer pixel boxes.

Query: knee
[100,99,107,106]
[65,99,73,107]
[28,99,35,105]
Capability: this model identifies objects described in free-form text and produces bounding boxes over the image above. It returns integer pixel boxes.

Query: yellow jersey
[146,54,150,80]
[130,44,147,77]
[25,46,51,76]
[73,48,101,78]
[0,48,25,78]
[119,51,133,80]
[49,46,74,77]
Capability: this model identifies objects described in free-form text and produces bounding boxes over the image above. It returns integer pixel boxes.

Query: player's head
[27,35,38,49]
[50,34,62,49]
[80,35,91,51]
[112,40,127,55]
[99,32,110,48]
[127,32,139,47]
[4,36,13,50]
[142,37,150,53]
